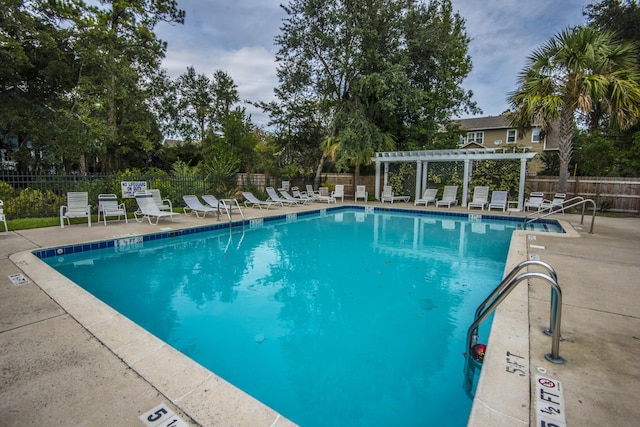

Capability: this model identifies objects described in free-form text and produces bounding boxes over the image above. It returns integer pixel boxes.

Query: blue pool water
[41,209,537,426]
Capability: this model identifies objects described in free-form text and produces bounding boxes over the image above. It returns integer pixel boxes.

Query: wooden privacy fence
[526,176,640,213]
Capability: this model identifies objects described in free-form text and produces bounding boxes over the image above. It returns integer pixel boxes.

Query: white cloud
[452,0,589,118]
[155,0,590,128]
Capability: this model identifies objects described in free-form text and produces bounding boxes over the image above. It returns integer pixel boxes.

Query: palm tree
[508,26,640,193]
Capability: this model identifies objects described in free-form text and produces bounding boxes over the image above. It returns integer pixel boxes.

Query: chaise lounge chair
[183,195,217,218]
[97,193,128,225]
[381,185,410,203]
[468,186,489,210]
[307,185,335,203]
[134,192,176,224]
[292,187,315,202]
[266,187,300,206]
[149,189,173,212]
[280,188,310,205]
[435,186,458,208]
[488,191,508,212]
[415,188,438,206]
[202,194,244,218]
[60,191,91,228]
[242,192,279,209]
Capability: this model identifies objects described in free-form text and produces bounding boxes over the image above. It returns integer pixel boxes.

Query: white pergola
[372,148,537,210]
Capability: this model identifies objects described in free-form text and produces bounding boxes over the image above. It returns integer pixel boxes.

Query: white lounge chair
[97,193,128,225]
[468,186,489,210]
[524,192,545,211]
[292,187,315,202]
[242,192,279,209]
[266,187,299,206]
[149,189,172,211]
[332,184,345,202]
[415,188,438,206]
[202,194,244,218]
[134,192,176,224]
[312,185,335,203]
[381,185,410,203]
[436,186,458,208]
[60,191,91,228]
[0,199,7,233]
[488,191,508,212]
[355,185,368,203]
[183,195,217,218]
[280,189,310,205]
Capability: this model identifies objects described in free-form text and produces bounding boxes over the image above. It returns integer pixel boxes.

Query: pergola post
[415,160,422,201]
[518,158,527,210]
[375,160,382,200]
[462,159,470,207]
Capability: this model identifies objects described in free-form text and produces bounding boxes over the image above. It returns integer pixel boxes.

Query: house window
[532,128,542,143]
[466,132,484,145]
[506,129,517,144]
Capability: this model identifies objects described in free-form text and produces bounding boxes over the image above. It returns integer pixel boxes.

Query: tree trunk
[354,163,360,187]
[557,107,575,193]
[313,153,327,189]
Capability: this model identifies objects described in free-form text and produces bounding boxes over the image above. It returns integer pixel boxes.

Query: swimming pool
[37,208,558,426]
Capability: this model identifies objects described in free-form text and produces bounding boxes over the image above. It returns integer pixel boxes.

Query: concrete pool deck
[1,202,638,426]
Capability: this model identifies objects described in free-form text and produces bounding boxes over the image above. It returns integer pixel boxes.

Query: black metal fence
[0,172,250,219]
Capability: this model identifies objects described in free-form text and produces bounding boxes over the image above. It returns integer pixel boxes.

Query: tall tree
[158,68,240,143]
[508,26,640,192]
[0,0,82,172]
[74,0,184,171]
[272,0,477,187]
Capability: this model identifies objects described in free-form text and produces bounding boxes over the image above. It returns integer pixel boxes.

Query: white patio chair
[332,184,345,202]
[0,200,7,233]
[524,192,545,211]
[60,191,91,228]
[355,185,368,203]
[97,193,128,225]
[541,193,566,213]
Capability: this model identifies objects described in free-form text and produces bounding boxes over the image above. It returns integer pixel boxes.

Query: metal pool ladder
[463,260,564,394]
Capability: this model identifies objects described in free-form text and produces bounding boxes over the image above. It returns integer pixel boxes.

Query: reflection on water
[45,210,513,427]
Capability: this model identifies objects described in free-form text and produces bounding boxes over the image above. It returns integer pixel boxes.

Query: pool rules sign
[535,375,567,427]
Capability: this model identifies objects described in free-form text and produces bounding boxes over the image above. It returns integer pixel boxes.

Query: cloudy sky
[155,0,590,128]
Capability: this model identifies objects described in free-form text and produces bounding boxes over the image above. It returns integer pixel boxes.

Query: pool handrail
[525,196,597,233]
[464,268,563,394]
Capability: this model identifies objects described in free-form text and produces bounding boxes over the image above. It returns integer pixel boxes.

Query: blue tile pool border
[33,205,563,260]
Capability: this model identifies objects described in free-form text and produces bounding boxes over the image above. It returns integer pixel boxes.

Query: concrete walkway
[1,203,638,426]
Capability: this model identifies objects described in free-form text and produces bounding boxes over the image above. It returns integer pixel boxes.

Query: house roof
[457,115,512,130]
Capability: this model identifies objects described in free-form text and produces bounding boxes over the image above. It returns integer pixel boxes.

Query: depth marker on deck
[8,273,29,286]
